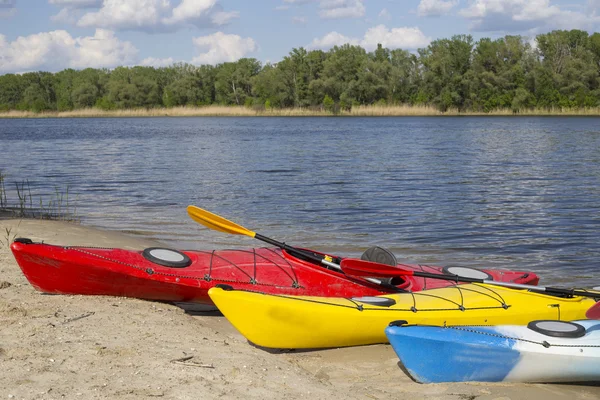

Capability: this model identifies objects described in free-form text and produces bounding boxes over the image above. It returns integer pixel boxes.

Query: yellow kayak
[209,284,598,349]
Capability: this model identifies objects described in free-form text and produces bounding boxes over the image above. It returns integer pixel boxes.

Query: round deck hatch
[527,320,586,338]
[142,248,192,268]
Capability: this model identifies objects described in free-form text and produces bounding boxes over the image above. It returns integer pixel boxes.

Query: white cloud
[378,8,391,20]
[51,7,77,23]
[211,10,239,25]
[361,25,431,50]
[78,0,171,31]
[308,31,358,49]
[49,0,103,24]
[76,0,237,32]
[308,25,431,51]
[459,0,600,31]
[0,29,138,73]
[319,0,365,18]
[417,0,458,17]
[163,0,216,25]
[460,0,558,20]
[140,56,175,67]
[191,32,257,65]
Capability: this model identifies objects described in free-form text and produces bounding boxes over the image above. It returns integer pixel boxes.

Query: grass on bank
[0,171,79,222]
[3,104,600,118]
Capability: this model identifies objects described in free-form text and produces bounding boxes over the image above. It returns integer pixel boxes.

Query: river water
[1,116,599,286]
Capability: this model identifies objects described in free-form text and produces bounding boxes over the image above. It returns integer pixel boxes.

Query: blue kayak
[385,319,600,383]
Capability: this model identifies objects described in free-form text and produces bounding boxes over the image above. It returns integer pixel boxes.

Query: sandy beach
[1,218,599,400]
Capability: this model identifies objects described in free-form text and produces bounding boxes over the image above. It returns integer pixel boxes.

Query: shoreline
[1,218,600,399]
[3,105,600,118]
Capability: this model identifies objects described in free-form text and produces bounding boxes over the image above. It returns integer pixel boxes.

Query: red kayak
[10,238,539,304]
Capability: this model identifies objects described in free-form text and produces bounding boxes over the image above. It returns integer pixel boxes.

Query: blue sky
[0,0,599,74]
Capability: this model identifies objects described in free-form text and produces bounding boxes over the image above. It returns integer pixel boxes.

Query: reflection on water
[1,116,599,286]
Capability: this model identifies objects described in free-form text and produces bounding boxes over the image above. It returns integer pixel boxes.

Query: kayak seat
[361,246,397,266]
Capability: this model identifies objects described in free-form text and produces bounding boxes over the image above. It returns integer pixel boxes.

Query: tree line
[1,29,600,113]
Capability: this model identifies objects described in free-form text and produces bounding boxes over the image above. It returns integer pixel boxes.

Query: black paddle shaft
[254,233,340,266]
[412,270,600,299]
[255,235,405,293]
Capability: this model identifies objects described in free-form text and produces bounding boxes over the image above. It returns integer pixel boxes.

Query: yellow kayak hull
[208,284,597,349]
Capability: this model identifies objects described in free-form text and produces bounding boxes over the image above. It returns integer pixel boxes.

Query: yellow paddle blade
[187,205,256,238]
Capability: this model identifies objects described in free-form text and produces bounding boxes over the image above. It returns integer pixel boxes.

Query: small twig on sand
[62,312,95,324]
[170,356,215,368]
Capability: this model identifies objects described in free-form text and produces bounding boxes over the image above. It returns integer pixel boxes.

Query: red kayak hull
[10,240,539,304]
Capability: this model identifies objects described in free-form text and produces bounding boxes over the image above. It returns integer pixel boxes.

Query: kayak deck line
[213,283,513,312]
[442,325,600,348]
[66,245,305,288]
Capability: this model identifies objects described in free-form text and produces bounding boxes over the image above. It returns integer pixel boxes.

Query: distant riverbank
[3,105,600,118]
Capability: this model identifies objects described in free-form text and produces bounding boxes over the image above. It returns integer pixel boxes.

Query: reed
[1,222,20,249]
[0,172,79,222]
[0,172,6,209]
[3,105,600,118]
[346,104,446,116]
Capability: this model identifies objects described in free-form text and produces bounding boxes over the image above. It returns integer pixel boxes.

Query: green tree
[322,94,334,112]
[215,58,261,105]
[309,44,368,103]
[71,82,99,108]
[0,74,27,111]
[418,35,474,111]
[22,84,51,112]
[535,30,599,107]
[252,63,286,108]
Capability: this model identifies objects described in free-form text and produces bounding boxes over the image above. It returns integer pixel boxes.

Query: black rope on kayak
[346,298,364,311]
[201,247,300,287]
[209,248,305,287]
[457,285,465,309]
[252,248,257,283]
[408,291,417,313]
[446,326,600,348]
[410,292,465,310]
[69,247,303,289]
[416,264,428,290]
[208,250,215,279]
[65,245,116,250]
[458,284,509,308]
[207,251,255,282]
[403,284,509,311]
[223,247,299,286]
[262,247,300,285]
[228,288,511,313]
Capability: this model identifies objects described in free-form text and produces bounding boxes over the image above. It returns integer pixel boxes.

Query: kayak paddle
[340,258,600,300]
[187,205,339,266]
[186,205,395,289]
[587,301,600,319]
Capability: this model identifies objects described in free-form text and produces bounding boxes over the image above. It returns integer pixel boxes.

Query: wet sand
[1,218,599,399]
